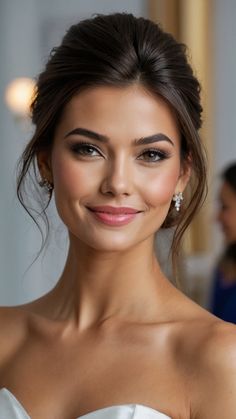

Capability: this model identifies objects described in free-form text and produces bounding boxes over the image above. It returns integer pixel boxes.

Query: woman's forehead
[55,85,181,145]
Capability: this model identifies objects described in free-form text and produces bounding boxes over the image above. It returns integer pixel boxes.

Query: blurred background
[0,0,236,311]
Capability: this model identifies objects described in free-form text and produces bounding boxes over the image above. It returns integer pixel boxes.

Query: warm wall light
[5,77,36,118]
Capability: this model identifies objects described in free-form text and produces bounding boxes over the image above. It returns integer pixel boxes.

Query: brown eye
[138,149,169,163]
[70,142,101,157]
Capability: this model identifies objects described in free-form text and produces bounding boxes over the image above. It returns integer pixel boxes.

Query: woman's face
[40,85,189,251]
[217,181,236,244]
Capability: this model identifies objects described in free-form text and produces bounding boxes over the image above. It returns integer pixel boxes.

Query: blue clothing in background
[211,269,236,323]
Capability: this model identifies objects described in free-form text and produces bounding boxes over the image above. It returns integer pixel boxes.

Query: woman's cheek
[52,155,98,198]
[143,169,180,207]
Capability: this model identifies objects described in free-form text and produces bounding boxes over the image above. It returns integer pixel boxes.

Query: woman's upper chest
[0,323,192,419]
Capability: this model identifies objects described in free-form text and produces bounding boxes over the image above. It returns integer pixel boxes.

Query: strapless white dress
[0,388,171,418]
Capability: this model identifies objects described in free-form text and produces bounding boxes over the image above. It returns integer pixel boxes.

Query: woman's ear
[37,150,53,183]
[175,154,192,193]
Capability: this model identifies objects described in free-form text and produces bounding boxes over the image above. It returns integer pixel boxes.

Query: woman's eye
[70,143,101,157]
[138,149,168,162]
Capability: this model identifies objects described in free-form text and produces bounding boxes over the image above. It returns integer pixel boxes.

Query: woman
[211,163,236,322]
[0,13,235,419]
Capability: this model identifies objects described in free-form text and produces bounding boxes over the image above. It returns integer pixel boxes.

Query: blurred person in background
[210,163,236,323]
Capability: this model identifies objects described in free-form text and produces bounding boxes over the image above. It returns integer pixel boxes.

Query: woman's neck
[39,235,169,329]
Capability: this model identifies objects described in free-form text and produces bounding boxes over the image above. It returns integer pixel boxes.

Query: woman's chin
[70,232,144,253]
[85,239,137,253]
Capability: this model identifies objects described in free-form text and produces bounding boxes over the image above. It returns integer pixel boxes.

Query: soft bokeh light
[5,77,36,117]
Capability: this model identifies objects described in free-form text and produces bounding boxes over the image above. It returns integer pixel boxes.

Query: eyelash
[69,141,170,163]
[69,141,101,157]
[137,148,170,163]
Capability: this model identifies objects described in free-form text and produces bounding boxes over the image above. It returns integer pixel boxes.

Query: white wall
[213,0,236,173]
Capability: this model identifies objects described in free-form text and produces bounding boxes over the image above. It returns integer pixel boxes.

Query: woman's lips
[87,206,141,226]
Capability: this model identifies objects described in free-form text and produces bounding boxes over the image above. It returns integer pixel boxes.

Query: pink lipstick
[87,206,141,226]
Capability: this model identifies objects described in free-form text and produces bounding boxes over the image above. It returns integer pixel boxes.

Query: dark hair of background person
[16,13,207,272]
[222,163,236,193]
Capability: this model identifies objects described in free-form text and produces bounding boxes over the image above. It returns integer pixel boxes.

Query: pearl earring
[173,192,183,212]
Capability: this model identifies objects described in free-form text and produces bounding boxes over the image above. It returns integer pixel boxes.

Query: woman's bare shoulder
[0,296,51,339]
[190,319,236,419]
[193,317,236,369]
[168,292,236,418]
[0,304,28,331]
[0,305,32,367]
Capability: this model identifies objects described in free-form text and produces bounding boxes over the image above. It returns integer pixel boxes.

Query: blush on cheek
[145,171,180,207]
[52,154,96,198]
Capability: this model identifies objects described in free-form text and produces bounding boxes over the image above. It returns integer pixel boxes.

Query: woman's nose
[100,156,133,197]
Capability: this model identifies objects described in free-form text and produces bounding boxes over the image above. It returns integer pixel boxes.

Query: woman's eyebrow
[64,127,109,142]
[64,127,174,146]
[134,133,174,146]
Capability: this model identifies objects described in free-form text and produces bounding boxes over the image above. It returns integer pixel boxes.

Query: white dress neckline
[0,387,172,418]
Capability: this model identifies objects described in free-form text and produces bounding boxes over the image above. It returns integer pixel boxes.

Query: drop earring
[173,192,183,212]
[39,178,53,196]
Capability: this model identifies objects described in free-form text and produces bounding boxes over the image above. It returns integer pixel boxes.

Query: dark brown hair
[17,13,207,265]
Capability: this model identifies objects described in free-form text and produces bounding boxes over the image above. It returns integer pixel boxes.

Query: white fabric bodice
[0,388,171,418]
